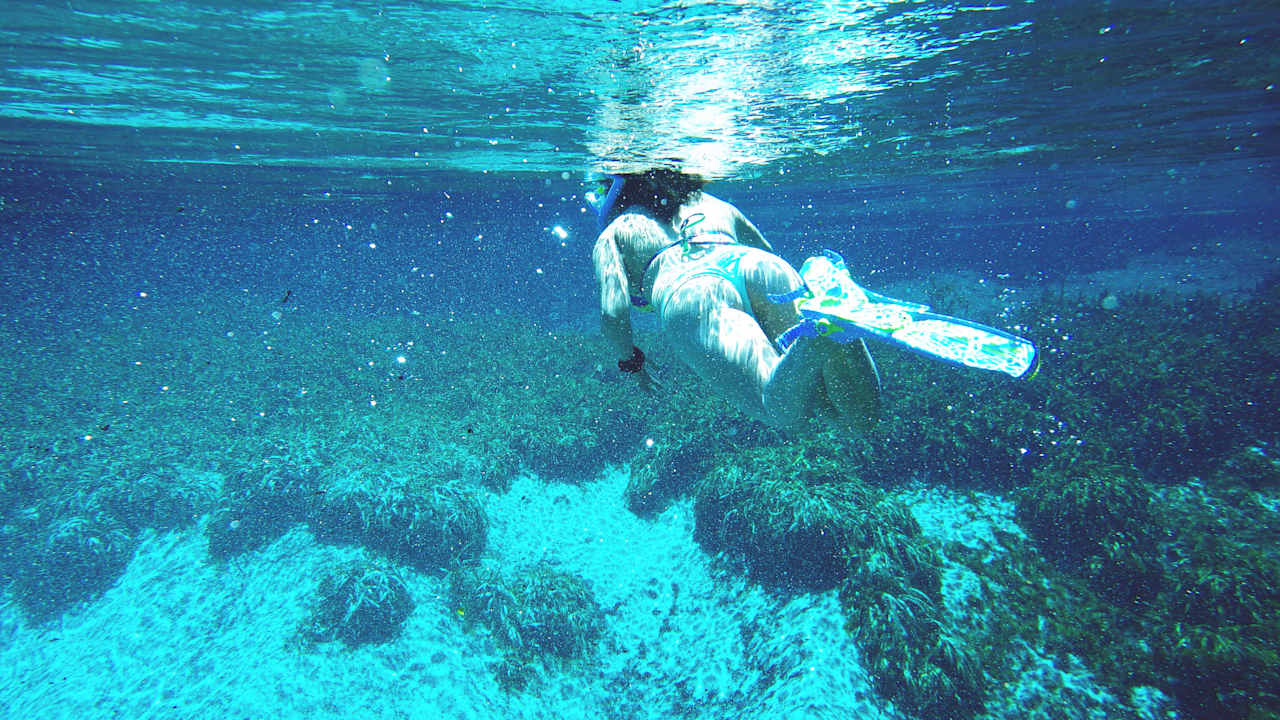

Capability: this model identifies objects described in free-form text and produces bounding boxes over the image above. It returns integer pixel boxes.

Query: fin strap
[768,286,810,305]
[776,319,819,352]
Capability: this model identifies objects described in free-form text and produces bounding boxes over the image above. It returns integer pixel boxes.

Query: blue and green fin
[771,250,1039,379]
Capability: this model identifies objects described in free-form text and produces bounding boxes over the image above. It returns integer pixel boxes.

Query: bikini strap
[678,213,706,255]
[630,214,737,309]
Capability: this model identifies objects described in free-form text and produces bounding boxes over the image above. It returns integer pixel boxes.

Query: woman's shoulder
[598,209,671,254]
[605,208,666,236]
[686,191,738,215]
[680,192,744,225]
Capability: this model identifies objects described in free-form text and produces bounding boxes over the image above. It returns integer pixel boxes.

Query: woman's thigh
[737,249,805,343]
[660,275,780,419]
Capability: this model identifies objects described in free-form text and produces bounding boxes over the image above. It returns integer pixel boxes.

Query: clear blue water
[3,1,1275,312]
[2,1,1274,324]
[1,2,1277,718]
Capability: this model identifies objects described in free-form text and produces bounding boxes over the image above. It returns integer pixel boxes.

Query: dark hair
[613,168,706,224]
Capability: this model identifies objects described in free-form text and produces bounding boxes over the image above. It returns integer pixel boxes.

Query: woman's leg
[823,339,882,431]
[659,254,830,430]
[659,250,880,432]
[659,275,783,423]
[739,249,882,430]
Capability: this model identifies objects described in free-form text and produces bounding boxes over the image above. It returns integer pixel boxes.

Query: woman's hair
[613,168,706,224]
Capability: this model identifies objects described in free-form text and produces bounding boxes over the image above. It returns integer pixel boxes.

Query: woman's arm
[732,206,774,251]
[592,228,635,363]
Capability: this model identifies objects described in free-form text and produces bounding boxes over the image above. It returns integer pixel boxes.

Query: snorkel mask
[585,174,624,229]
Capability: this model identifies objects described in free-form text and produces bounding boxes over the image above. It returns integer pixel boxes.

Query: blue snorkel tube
[588,174,625,231]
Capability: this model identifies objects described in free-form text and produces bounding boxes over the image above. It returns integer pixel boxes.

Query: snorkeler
[588,168,883,433]
[588,168,1038,434]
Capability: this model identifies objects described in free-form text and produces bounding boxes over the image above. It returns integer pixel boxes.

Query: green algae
[2,285,1277,719]
[299,557,416,648]
[448,560,605,691]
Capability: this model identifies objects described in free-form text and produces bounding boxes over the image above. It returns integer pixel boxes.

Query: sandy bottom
[0,463,1163,719]
[0,470,889,720]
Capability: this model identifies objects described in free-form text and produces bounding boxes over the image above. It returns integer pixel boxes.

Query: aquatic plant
[506,564,605,661]
[364,481,488,572]
[1157,620,1280,719]
[944,519,1159,701]
[474,443,522,493]
[694,446,873,591]
[1042,292,1277,484]
[625,406,766,516]
[8,510,137,622]
[1212,443,1280,490]
[1,441,217,622]
[440,322,664,484]
[964,463,1280,719]
[833,352,1065,492]
[449,562,522,646]
[688,442,982,716]
[513,403,646,482]
[1015,460,1163,604]
[309,478,487,573]
[449,560,604,690]
[626,440,715,516]
[300,559,415,648]
[0,463,41,519]
[99,465,219,533]
[838,502,982,719]
[1144,485,1280,718]
[205,462,317,561]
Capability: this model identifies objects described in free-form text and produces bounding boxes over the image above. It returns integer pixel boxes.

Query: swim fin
[772,251,1039,379]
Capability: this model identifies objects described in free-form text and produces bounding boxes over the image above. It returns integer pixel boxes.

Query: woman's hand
[617,345,660,393]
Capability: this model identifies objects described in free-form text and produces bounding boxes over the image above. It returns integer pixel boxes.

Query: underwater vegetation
[299,557,416,648]
[206,459,318,560]
[449,560,605,691]
[625,441,714,517]
[2,286,1275,718]
[309,472,488,573]
[205,427,490,577]
[648,435,983,718]
[0,444,217,621]
[608,288,1278,719]
[625,413,766,516]
[845,290,1280,718]
[465,332,655,484]
[698,443,983,718]
[695,450,867,592]
[7,510,136,623]
[1150,485,1280,719]
[1015,460,1163,606]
